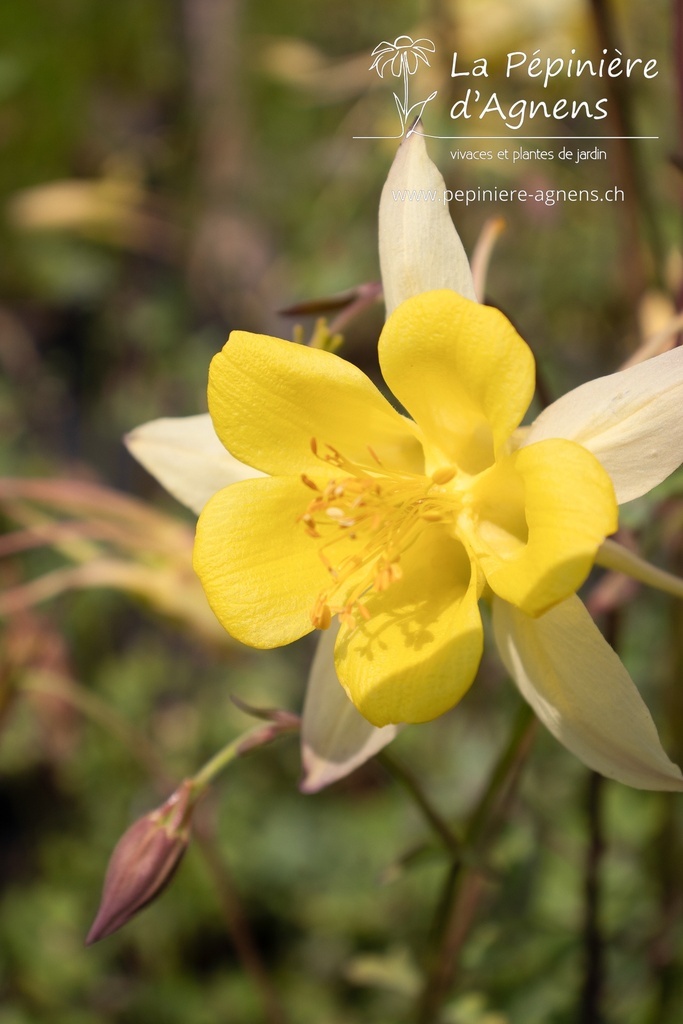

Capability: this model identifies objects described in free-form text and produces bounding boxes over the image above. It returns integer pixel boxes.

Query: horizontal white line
[353,135,659,140]
[444,136,658,140]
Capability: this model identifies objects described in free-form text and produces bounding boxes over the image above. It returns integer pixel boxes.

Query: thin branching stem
[580,772,606,1024]
[194,810,290,1024]
[378,750,462,857]
[19,669,289,1024]
[647,517,683,1023]
[578,607,620,1023]
[588,0,664,289]
[415,701,537,1024]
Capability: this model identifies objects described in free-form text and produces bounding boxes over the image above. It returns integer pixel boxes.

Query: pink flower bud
[86,780,194,944]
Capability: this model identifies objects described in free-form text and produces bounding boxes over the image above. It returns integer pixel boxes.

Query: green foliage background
[0,1,682,1022]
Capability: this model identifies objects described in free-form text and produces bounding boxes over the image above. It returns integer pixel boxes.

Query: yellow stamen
[301,439,462,630]
[311,600,332,630]
[431,465,456,485]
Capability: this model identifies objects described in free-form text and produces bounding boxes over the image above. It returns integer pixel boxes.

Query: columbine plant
[127,132,683,795]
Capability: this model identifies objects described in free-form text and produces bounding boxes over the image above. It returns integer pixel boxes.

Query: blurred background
[0,0,682,1021]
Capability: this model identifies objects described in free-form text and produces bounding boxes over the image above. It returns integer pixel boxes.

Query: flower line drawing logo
[357,36,649,141]
[369,36,437,137]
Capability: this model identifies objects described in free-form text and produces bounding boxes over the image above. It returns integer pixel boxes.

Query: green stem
[19,665,290,1024]
[191,730,257,792]
[466,703,537,848]
[379,750,461,856]
[579,772,605,1024]
[190,718,299,796]
[588,0,665,287]
[415,702,537,1024]
[193,812,290,1024]
[646,520,683,1023]
[597,539,683,601]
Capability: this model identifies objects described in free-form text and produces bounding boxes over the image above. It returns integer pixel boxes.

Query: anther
[301,513,320,537]
[431,466,456,485]
[312,603,332,630]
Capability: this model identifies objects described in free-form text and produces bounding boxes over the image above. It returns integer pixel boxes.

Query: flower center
[301,439,460,629]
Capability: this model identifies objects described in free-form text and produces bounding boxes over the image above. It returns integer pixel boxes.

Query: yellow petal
[470,439,617,616]
[194,476,331,647]
[125,414,261,515]
[300,626,401,793]
[524,346,683,504]
[379,132,477,315]
[493,595,683,791]
[208,331,422,477]
[379,291,535,475]
[334,527,483,726]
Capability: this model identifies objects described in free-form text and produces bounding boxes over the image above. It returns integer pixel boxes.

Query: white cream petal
[125,413,262,515]
[492,595,683,791]
[300,626,400,793]
[524,347,683,504]
[379,131,476,315]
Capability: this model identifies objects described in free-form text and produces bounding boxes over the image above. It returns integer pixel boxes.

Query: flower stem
[588,0,665,288]
[415,702,537,1024]
[646,525,683,1022]
[193,811,290,1024]
[597,539,683,601]
[190,717,299,796]
[19,667,292,1022]
[579,772,606,1024]
[378,750,461,856]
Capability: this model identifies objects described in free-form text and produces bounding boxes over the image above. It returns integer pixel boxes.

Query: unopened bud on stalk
[86,779,195,945]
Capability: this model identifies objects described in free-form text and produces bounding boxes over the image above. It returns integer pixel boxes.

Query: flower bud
[86,780,194,945]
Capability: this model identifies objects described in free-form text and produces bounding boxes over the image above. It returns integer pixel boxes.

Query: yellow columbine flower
[194,290,617,730]
[127,132,683,794]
